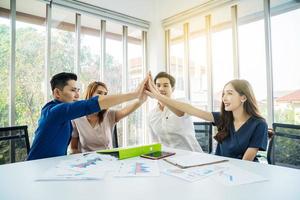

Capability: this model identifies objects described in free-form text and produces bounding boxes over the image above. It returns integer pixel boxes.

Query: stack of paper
[164,153,228,169]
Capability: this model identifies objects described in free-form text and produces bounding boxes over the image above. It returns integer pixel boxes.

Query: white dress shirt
[148,105,203,152]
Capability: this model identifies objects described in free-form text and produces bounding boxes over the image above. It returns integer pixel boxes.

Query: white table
[1,148,300,200]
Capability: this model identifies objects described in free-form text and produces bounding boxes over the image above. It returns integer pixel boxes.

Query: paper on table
[115,159,160,177]
[212,163,268,186]
[36,167,105,181]
[164,165,227,182]
[164,153,228,169]
[36,153,112,181]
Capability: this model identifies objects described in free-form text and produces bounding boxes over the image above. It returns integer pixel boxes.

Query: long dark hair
[84,81,108,123]
[214,79,264,143]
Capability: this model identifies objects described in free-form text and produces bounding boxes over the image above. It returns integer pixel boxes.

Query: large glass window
[80,15,101,93]
[104,22,123,145]
[127,27,143,146]
[271,7,300,124]
[51,6,75,76]
[104,22,122,94]
[0,2,10,127]
[238,0,267,119]
[189,16,208,111]
[169,25,185,99]
[1,0,148,149]
[15,0,46,136]
[211,6,233,111]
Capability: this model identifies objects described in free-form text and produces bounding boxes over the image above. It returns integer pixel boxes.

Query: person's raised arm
[98,76,148,110]
[145,77,214,122]
[115,91,147,122]
[165,103,185,117]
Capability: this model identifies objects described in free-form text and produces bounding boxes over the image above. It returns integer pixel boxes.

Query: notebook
[164,153,228,169]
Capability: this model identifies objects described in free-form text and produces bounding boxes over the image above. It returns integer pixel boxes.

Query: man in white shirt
[148,72,202,152]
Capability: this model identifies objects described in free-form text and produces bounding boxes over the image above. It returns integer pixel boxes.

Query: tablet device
[140,151,175,160]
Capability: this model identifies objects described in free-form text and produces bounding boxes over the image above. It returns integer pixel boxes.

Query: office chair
[193,122,212,153]
[0,125,30,165]
[267,123,300,169]
[256,128,274,163]
[112,124,119,148]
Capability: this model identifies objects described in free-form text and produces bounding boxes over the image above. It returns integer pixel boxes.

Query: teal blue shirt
[27,96,100,160]
[212,112,268,161]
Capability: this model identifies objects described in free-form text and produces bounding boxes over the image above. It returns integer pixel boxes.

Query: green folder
[97,143,161,160]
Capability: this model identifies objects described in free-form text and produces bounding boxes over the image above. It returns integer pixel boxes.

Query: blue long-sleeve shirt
[27,96,100,160]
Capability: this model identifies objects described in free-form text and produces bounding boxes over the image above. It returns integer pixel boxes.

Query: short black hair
[154,72,176,88]
[50,72,77,91]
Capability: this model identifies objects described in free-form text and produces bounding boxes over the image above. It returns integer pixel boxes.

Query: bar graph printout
[164,162,268,185]
[163,165,226,182]
[36,153,116,181]
[211,163,268,186]
[115,160,160,177]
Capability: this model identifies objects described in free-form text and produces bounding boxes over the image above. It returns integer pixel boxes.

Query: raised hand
[145,74,160,99]
[138,74,149,103]
[135,75,149,100]
[139,90,148,103]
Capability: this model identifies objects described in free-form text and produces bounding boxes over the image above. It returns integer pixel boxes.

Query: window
[127,27,143,146]
[271,7,300,124]
[0,1,10,127]
[169,25,185,99]
[104,22,122,94]
[211,6,233,111]
[80,14,101,93]
[15,0,46,137]
[51,6,75,76]
[1,0,149,148]
[238,0,267,119]
[189,16,208,110]
[104,22,124,145]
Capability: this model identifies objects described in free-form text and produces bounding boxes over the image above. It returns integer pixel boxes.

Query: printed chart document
[164,165,226,182]
[212,163,268,186]
[115,159,160,177]
[36,153,116,181]
[164,153,228,169]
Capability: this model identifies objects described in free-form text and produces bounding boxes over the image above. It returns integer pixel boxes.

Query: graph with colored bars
[219,171,234,182]
[115,160,160,177]
[71,157,102,169]
[131,162,151,175]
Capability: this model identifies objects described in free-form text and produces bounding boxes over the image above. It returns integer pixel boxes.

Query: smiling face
[155,77,174,98]
[93,85,108,97]
[222,83,247,112]
[54,80,80,102]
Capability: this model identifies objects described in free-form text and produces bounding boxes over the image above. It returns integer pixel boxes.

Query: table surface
[1,148,300,200]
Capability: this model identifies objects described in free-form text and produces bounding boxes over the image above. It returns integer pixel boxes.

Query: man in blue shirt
[27,72,147,160]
